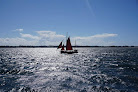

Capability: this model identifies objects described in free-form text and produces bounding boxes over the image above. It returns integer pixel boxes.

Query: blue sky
[0,0,137,46]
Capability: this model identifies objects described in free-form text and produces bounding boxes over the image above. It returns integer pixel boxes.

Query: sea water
[0,47,138,92]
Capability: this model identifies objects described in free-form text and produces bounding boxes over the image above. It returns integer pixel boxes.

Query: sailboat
[57,37,78,54]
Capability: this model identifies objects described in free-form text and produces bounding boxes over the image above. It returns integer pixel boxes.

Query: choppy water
[0,47,138,92]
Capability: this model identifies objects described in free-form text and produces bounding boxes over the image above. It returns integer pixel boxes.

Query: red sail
[61,44,64,50]
[57,42,62,49]
[66,37,73,50]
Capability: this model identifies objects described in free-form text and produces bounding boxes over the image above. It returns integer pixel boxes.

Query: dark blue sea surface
[0,47,138,92]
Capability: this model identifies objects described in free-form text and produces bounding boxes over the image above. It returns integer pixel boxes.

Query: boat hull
[61,50,78,54]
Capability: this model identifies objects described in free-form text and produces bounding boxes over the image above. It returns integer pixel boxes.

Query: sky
[0,0,137,46]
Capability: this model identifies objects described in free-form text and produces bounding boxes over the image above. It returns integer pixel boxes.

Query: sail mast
[66,32,68,45]
[74,40,76,50]
[66,32,68,50]
[75,40,76,47]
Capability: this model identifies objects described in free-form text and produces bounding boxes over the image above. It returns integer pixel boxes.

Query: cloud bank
[36,31,65,45]
[0,38,38,46]
[0,31,117,46]
[72,33,117,46]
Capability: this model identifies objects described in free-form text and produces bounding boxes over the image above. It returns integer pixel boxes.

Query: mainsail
[61,44,64,50]
[57,42,62,49]
[66,37,73,50]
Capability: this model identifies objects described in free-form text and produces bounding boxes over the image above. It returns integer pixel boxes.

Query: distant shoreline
[0,46,137,48]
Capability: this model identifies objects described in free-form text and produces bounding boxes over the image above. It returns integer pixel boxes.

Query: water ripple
[0,47,138,91]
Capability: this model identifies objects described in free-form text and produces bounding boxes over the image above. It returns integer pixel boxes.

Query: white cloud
[92,33,117,38]
[20,33,39,40]
[74,33,117,40]
[13,29,23,32]
[37,31,65,38]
